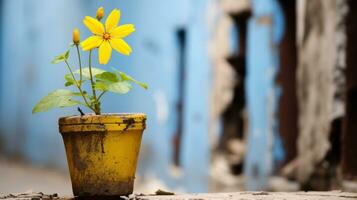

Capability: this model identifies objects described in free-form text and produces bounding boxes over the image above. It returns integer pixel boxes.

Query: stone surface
[136,191,357,200]
[2,191,356,200]
[0,192,59,200]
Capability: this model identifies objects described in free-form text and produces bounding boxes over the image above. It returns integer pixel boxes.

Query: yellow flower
[96,7,104,21]
[81,8,135,64]
[72,28,80,44]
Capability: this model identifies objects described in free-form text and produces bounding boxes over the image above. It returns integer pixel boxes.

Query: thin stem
[88,50,101,115]
[64,60,96,113]
[97,91,106,101]
[75,44,83,85]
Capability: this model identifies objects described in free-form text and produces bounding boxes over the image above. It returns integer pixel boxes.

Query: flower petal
[80,36,103,51]
[111,24,135,38]
[105,9,120,33]
[110,38,132,56]
[98,41,112,64]
[83,16,105,35]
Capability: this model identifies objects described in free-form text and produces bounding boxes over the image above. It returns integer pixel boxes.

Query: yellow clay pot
[58,113,146,197]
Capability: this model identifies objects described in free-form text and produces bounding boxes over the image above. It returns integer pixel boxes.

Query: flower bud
[96,7,104,21]
[72,28,80,44]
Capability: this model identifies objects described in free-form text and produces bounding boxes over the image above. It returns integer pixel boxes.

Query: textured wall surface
[296,0,347,184]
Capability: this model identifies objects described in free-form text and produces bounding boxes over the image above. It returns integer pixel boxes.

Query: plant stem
[64,60,96,113]
[75,44,83,85]
[88,50,101,115]
[97,91,106,101]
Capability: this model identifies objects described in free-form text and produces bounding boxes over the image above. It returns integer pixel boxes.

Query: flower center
[103,33,111,40]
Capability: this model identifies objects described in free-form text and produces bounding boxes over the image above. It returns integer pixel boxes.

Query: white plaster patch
[153,90,169,124]
[220,0,251,14]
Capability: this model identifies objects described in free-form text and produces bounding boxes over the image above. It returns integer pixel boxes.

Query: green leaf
[64,73,88,87]
[32,89,81,113]
[94,82,108,91]
[94,71,132,94]
[107,81,132,94]
[74,67,107,80]
[64,50,70,59]
[51,50,70,64]
[64,74,76,87]
[115,70,148,89]
[96,72,118,82]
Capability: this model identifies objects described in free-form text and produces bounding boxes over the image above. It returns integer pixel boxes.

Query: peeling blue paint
[244,0,285,190]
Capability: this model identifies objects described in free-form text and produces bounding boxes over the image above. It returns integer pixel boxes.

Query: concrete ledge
[1,191,357,200]
[137,191,357,200]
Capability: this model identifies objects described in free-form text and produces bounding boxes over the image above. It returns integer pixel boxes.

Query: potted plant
[33,6,148,198]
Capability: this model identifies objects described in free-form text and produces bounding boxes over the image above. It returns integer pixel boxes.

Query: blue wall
[0,0,286,192]
[244,0,285,190]
[0,0,211,192]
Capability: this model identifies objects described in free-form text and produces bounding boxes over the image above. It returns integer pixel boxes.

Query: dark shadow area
[172,28,187,167]
[218,11,251,175]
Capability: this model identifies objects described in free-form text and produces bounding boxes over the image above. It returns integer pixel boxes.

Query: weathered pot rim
[58,113,146,133]
[59,113,146,125]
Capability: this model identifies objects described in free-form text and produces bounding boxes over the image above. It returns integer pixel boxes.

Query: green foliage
[65,67,106,87]
[107,81,132,94]
[51,50,70,64]
[118,71,148,89]
[96,72,118,82]
[95,71,132,94]
[35,49,148,114]
[32,89,82,113]
[74,67,106,80]
[64,74,76,87]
